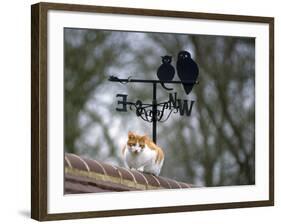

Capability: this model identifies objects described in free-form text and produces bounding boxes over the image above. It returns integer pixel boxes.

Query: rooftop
[65,153,193,194]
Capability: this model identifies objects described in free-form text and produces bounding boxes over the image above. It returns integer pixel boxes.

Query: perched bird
[157,55,175,91]
[176,51,199,95]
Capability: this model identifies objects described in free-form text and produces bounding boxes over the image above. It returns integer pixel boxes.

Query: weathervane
[109,51,199,144]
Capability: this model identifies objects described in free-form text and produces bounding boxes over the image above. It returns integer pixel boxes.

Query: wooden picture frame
[31,2,274,221]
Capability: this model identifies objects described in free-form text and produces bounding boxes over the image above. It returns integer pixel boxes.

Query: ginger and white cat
[122,131,164,176]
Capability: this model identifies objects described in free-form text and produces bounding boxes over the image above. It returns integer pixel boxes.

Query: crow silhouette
[157,55,175,91]
[176,51,199,95]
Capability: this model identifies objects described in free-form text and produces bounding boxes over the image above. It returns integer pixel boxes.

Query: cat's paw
[137,166,144,172]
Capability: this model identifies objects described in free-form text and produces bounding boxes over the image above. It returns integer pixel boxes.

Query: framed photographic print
[31,2,274,221]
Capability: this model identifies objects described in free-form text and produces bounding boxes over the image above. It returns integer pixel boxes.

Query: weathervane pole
[152,83,157,144]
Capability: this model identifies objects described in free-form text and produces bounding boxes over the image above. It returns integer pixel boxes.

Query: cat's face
[127,132,146,153]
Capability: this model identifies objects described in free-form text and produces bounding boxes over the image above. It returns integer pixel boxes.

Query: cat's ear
[141,134,149,141]
[128,131,134,137]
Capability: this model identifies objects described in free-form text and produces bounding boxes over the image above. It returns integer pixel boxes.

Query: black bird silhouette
[157,55,175,91]
[176,51,199,95]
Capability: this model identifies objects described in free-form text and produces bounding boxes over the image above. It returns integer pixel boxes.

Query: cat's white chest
[124,146,152,167]
[123,146,164,176]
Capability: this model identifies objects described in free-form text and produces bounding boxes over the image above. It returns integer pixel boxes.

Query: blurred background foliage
[64,28,255,187]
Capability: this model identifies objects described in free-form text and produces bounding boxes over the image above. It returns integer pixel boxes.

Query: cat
[122,131,164,176]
